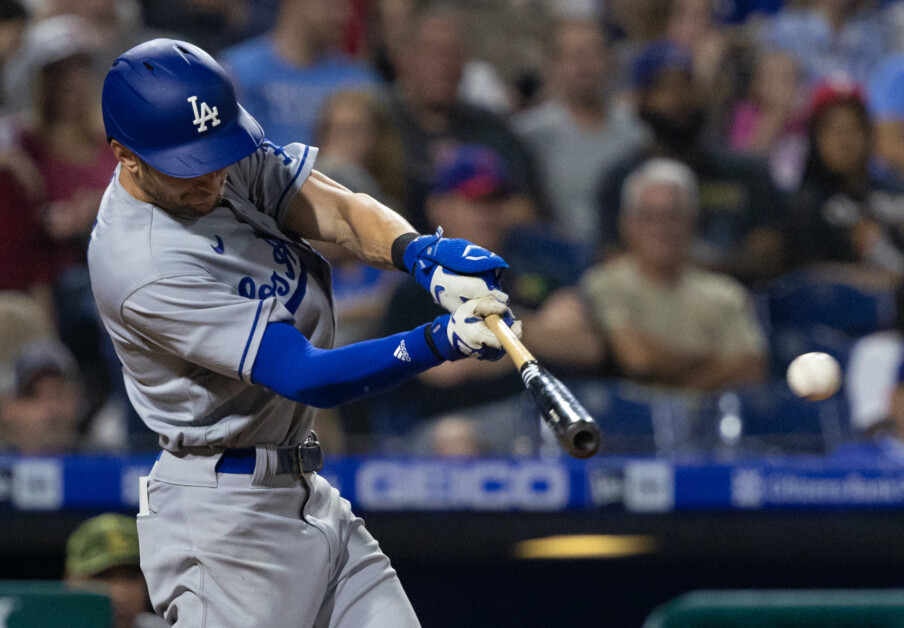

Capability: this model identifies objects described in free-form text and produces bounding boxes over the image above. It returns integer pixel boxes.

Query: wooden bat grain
[485,313,534,369]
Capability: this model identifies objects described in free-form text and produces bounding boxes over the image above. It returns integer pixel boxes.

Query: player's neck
[118,167,153,205]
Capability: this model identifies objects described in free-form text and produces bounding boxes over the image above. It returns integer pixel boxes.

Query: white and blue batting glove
[428,296,522,361]
[395,228,510,314]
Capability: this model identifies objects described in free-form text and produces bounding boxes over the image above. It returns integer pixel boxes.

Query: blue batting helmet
[102,39,263,178]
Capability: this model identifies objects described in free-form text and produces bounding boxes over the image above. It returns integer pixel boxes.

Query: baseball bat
[485,314,601,459]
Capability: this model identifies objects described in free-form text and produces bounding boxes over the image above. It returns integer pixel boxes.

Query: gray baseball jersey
[89,141,334,453]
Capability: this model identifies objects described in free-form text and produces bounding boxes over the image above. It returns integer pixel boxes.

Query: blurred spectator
[312,89,406,345]
[219,0,382,146]
[1,16,116,278]
[0,340,83,454]
[138,0,262,54]
[0,291,54,367]
[513,18,648,248]
[375,145,541,450]
[836,331,904,464]
[756,0,888,87]
[581,159,767,392]
[603,0,671,97]
[65,514,166,628]
[665,0,729,96]
[597,40,787,283]
[787,81,904,273]
[0,0,26,109]
[728,51,808,190]
[389,6,544,232]
[5,1,167,111]
[868,52,904,184]
[315,89,406,206]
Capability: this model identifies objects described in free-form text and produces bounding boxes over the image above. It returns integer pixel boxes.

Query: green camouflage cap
[65,514,140,577]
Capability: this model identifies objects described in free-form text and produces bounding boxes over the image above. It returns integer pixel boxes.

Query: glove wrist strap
[391,232,420,273]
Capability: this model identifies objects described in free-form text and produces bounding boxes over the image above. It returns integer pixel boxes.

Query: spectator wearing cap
[374,145,550,451]
[513,17,648,248]
[786,80,904,274]
[65,514,166,628]
[544,158,766,394]
[0,340,84,454]
[388,5,544,233]
[596,39,788,284]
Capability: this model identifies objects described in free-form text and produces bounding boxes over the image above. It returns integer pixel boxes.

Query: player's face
[135,162,229,219]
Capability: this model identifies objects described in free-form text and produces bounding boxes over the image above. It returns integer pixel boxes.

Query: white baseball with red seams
[787,352,842,401]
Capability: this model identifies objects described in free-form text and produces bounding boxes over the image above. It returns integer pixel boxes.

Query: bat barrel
[520,362,601,459]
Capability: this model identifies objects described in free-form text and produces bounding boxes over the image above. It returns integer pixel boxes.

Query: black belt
[217,433,323,475]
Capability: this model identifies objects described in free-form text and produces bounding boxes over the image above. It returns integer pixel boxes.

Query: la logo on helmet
[187,95,221,133]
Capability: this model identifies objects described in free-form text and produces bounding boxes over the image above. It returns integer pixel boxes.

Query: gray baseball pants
[137,449,420,627]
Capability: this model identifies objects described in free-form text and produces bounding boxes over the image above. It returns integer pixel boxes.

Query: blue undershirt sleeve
[250,321,447,408]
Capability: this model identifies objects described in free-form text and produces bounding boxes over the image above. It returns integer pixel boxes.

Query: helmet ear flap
[102,39,264,179]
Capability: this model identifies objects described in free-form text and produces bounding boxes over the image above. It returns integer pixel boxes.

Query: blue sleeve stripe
[276,145,310,224]
[251,321,444,408]
[238,299,265,381]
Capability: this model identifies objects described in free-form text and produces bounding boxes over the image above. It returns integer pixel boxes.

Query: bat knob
[564,421,601,459]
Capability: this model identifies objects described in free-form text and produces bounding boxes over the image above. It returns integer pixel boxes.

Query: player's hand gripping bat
[485,314,601,459]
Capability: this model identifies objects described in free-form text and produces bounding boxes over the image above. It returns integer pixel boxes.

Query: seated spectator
[788,81,904,274]
[315,89,406,207]
[65,513,166,628]
[389,5,545,231]
[311,89,406,343]
[0,0,26,110]
[0,291,54,367]
[756,0,887,88]
[835,331,904,464]
[603,0,671,98]
[4,1,169,113]
[375,145,545,450]
[664,0,729,99]
[728,51,807,190]
[1,16,116,277]
[597,40,787,283]
[0,340,84,454]
[513,17,648,248]
[219,0,382,146]
[579,159,767,393]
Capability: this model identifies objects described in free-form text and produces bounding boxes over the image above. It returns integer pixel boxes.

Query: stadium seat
[566,380,691,455]
[692,380,849,455]
[765,270,896,337]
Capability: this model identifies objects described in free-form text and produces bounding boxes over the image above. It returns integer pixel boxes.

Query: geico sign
[355,460,570,511]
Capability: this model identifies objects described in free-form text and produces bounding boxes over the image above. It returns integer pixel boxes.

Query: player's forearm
[251,322,445,408]
[286,170,414,271]
[331,191,415,270]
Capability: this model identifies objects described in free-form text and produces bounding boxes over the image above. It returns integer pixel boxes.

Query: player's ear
[110,140,141,175]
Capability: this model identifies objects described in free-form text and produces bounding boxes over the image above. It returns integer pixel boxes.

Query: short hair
[620,158,698,215]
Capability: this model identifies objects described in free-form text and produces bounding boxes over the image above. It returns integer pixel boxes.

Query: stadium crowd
[1,0,904,460]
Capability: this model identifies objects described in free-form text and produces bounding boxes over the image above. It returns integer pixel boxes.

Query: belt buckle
[296,431,323,475]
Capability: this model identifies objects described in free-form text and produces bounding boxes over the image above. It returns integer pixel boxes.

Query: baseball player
[88,39,520,627]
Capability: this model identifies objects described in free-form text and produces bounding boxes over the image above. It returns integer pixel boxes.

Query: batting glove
[397,228,510,314]
[428,296,522,362]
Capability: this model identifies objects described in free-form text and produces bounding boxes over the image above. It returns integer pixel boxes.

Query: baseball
[786,352,841,401]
